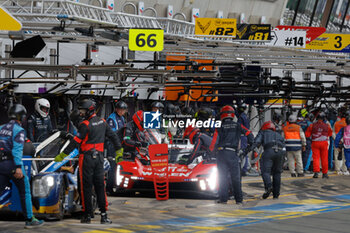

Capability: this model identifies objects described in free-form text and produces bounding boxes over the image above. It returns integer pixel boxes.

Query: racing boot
[262,187,273,199]
[101,212,112,224]
[81,214,91,224]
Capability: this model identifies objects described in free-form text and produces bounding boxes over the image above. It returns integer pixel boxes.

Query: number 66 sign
[129,29,164,51]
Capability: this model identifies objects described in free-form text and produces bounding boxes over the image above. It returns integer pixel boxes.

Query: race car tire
[56,184,66,220]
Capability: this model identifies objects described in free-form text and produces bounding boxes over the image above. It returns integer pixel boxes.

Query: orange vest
[283,123,302,140]
[334,118,346,134]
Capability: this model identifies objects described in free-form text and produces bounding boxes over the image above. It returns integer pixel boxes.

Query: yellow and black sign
[129,29,164,51]
[0,7,22,31]
[195,18,237,37]
[235,24,271,40]
[306,33,350,51]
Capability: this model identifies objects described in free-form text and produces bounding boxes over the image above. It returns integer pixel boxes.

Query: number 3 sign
[129,29,164,51]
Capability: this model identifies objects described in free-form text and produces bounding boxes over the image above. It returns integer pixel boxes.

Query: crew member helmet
[35,98,50,118]
[78,99,96,119]
[261,121,276,131]
[220,105,235,120]
[115,100,128,109]
[8,104,27,122]
[132,110,144,131]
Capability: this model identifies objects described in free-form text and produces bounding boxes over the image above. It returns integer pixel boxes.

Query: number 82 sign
[129,29,164,51]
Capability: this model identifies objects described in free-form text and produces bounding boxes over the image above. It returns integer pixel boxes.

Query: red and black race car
[109,130,218,196]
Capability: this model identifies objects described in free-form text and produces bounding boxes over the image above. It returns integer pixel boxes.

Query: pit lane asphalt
[1,172,350,233]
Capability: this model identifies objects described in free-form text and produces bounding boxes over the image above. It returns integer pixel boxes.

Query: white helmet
[35,98,50,118]
[288,114,297,123]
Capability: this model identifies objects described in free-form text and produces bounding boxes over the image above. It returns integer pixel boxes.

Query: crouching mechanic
[55,99,122,224]
[182,125,216,164]
[0,104,44,228]
[121,110,149,159]
[252,121,286,199]
[335,116,350,174]
[210,105,254,204]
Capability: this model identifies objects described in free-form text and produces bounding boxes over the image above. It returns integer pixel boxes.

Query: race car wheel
[57,184,66,220]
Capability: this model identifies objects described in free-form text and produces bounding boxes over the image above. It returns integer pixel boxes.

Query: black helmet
[78,99,96,119]
[115,100,128,109]
[272,112,282,123]
[196,107,213,120]
[237,103,247,113]
[151,101,164,111]
[165,103,179,115]
[8,104,27,122]
[317,112,326,120]
[70,109,83,126]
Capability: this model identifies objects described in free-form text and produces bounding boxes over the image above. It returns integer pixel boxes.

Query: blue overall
[0,120,33,221]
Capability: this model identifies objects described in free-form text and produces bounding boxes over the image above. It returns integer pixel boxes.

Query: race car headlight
[207,167,218,191]
[116,165,124,186]
[32,175,55,198]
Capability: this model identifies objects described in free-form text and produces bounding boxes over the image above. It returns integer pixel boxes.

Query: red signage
[275,26,326,44]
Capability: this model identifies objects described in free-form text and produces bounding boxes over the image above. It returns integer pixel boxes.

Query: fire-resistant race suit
[252,121,286,199]
[0,104,44,228]
[27,111,53,143]
[57,100,122,223]
[305,115,332,178]
[183,126,216,164]
[210,106,253,204]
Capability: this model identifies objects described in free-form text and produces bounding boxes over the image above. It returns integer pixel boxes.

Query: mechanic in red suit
[55,99,121,224]
[305,112,332,179]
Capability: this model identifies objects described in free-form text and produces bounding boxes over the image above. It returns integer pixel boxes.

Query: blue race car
[0,131,102,220]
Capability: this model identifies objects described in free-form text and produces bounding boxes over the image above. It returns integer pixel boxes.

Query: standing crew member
[27,98,53,143]
[0,104,44,228]
[253,121,286,199]
[335,116,350,174]
[107,101,128,132]
[237,103,250,176]
[106,101,128,192]
[305,112,333,178]
[210,105,253,204]
[333,113,348,175]
[283,115,306,177]
[55,99,121,224]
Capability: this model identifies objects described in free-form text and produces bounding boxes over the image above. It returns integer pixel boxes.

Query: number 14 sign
[129,29,164,51]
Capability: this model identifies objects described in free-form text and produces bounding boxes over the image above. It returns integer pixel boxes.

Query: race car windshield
[36,136,67,171]
[143,129,162,145]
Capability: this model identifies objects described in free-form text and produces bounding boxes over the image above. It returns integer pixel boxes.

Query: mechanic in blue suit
[210,105,253,204]
[252,121,286,199]
[107,100,128,132]
[106,101,127,193]
[0,104,44,228]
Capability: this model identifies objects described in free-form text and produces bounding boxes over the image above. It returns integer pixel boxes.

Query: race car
[0,132,101,220]
[109,130,218,196]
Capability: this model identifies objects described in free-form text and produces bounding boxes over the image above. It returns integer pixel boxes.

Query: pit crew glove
[141,141,149,148]
[115,148,124,163]
[54,152,68,162]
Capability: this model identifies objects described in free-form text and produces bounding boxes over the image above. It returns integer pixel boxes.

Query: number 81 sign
[129,29,164,51]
